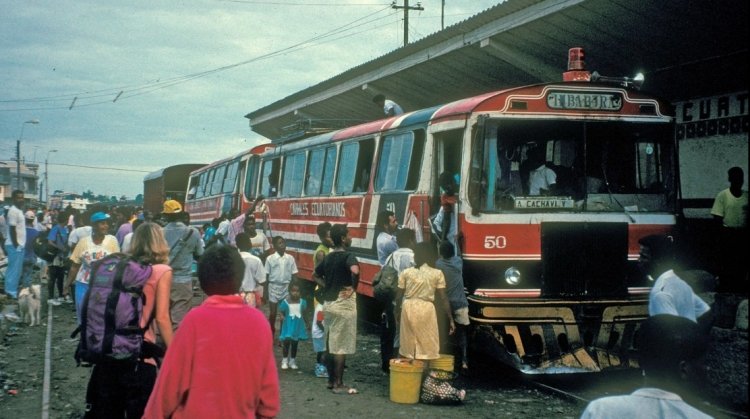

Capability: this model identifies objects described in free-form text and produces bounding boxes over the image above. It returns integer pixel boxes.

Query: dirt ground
[0,286,747,419]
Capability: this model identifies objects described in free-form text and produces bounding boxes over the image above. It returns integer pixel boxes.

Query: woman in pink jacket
[143,244,280,419]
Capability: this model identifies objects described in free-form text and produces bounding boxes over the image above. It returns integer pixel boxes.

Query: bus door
[432,129,463,208]
[430,129,463,248]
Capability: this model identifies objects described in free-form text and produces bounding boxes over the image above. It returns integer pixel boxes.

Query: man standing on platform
[162,200,204,329]
[711,166,748,292]
[3,190,26,299]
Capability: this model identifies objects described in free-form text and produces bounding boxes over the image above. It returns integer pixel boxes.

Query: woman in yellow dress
[395,242,455,360]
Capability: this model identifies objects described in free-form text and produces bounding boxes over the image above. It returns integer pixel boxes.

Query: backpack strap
[101,257,132,356]
[168,228,194,268]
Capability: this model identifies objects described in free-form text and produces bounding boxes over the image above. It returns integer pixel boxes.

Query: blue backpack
[74,253,157,364]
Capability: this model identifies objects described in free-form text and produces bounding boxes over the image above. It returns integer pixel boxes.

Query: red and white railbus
[197,49,678,373]
[183,143,274,226]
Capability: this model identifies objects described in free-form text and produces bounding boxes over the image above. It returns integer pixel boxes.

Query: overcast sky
[1,0,502,199]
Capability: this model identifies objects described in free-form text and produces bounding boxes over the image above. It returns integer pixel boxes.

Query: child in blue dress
[279,281,309,370]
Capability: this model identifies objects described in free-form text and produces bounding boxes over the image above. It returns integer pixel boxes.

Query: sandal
[332,387,358,395]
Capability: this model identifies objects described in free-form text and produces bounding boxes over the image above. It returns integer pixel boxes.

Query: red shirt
[143,295,280,418]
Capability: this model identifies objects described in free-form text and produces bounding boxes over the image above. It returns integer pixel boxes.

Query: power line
[48,162,152,173]
[0,5,395,112]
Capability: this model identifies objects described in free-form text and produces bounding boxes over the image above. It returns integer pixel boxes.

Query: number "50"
[484,236,507,249]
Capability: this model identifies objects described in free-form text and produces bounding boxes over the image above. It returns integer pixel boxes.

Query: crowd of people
[0,163,746,417]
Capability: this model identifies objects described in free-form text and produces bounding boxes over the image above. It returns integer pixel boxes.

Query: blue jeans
[21,260,36,288]
[3,244,24,298]
[75,281,89,325]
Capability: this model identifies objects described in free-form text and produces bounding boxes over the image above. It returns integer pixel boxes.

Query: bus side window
[375,130,424,192]
[336,142,358,194]
[305,146,336,196]
[222,160,240,194]
[210,165,227,196]
[197,172,207,198]
[206,168,217,196]
[336,139,373,194]
[187,175,200,200]
[244,158,259,201]
[305,148,325,196]
[281,152,306,197]
[321,146,337,195]
[261,159,280,197]
[354,139,374,192]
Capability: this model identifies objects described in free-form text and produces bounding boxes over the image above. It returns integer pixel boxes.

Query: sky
[1,0,503,199]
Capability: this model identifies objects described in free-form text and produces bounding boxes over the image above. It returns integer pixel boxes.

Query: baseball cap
[90,212,111,223]
[162,200,182,214]
[25,210,36,220]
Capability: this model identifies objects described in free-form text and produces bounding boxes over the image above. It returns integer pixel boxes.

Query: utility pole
[391,1,424,47]
[441,0,445,30]
[17,119,39,191]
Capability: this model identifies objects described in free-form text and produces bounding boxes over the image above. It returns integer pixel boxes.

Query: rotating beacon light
[563,47,591,82]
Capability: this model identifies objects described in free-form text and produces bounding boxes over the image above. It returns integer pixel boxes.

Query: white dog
[18,284,42,327]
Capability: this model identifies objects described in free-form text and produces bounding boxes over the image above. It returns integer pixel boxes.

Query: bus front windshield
[470,119,676,213]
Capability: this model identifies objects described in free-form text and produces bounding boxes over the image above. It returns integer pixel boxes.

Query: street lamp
[16,119,40,191]
[45,149,58,205]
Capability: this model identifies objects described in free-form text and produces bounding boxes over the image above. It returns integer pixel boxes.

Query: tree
[134,194,144,204]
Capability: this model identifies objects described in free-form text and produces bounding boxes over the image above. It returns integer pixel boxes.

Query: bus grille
[540,222,629,298]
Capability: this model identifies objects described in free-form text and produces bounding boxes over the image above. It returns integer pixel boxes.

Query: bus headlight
[505,267,521,285]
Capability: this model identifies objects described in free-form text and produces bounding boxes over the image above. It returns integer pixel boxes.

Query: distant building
[49,192,92,211]
[0,160,40,203]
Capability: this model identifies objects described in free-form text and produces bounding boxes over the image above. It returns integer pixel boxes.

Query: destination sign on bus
[547,91,622,111]
[514,196,575,209]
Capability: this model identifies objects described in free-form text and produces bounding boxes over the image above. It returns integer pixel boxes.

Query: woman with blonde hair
[129,221,174,350]
[84,221,174,418]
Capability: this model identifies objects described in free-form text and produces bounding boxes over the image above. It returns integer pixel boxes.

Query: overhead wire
[1,6,487,112]
[1,5,396,112]
[48,162,152,173]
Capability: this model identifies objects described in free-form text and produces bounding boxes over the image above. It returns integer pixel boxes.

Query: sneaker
[63,295,73,304]
[281,358,289,370]
[289,359,298,370]
[315,363,329,378]
[48,298,62,306]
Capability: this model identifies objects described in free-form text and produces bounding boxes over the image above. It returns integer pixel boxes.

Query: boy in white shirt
[236,232,266,307]
[264,236,298,339]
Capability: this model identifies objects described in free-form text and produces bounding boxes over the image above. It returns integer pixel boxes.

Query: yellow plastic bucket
[389,359,424,404]
[429,354,454,372]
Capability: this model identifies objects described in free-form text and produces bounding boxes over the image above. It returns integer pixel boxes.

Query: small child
[279,282,309,370]
[311,295,328,377]
[265,236,299,339]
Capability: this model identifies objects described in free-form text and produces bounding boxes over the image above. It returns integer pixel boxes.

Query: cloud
[2,0,502,198]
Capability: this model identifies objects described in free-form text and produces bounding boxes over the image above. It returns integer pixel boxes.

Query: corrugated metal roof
[245,0,749,141]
